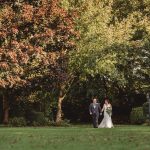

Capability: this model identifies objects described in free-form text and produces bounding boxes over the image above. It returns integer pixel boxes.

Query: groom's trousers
[92,113,99,128]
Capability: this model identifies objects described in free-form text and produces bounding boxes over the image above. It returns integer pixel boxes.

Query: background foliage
[0,0,149,125]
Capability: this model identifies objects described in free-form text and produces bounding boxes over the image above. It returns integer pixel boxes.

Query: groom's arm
[89,104,92,115]
[98,103,101,112]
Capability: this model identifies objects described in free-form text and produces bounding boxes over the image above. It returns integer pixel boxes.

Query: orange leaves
[5,75,26,88]
[7,51,18,63]
[0,5,14,20]
[35,6,46,19]
[0,0,78,90]
[22,4,33,22]
[45,28,54,37]
[0,79,8,88]
[17,51,29,64]
[48,52,59,63]
[12,27,19,34]
[0,31,7,38]
[11,41,20,49]
[0,62,9,70]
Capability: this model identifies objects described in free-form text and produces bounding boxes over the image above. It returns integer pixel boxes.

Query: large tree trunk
[56,96,64,123]
[3,93,9,124]
[56,86,65,123]
[55,77,74,123]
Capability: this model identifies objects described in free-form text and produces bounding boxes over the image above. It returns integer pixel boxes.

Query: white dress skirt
[98,104,114,128]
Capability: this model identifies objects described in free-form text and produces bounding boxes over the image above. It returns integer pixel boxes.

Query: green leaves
[68,0,150,94]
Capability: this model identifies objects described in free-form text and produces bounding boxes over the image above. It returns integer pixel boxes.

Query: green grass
[0,125,150,150]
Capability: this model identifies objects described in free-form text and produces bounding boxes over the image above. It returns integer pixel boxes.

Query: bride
[98,99,114,128]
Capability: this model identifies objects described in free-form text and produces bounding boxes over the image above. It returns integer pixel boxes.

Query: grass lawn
[0,125,150,150]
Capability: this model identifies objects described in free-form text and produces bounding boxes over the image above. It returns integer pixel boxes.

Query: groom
[89,98,101,128]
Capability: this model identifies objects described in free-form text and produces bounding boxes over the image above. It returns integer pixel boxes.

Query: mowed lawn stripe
[0,126,150,150]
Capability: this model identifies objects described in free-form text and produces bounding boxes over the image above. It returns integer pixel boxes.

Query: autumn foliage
[0,0,77,123]
[0,0,77,89]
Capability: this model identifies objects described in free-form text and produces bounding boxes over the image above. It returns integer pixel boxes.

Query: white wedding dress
[98,104,114,128]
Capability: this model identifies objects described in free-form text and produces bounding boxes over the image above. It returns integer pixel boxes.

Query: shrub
[143,119,150,126]
[26,111,49,126]
[143,102,149,118]
[9,117,27,127]
[130,107,145,124]
[31,118,50,127]
[50,119,71,127]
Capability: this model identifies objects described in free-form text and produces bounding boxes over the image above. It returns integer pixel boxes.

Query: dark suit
[89,103,101,128]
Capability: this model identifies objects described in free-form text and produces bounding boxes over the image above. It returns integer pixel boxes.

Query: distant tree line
[0,0,149,125]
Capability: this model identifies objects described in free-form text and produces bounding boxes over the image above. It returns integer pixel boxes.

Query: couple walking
[89,98,114,128]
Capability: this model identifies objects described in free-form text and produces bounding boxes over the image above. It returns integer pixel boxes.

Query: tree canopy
[0,0,149,124]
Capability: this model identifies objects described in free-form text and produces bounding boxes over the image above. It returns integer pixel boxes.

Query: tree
[68,0,150,101]
[0,0,77,124]
[110,0,150,93]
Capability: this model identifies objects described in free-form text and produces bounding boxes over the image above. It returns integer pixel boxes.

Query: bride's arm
[101,104,105,112]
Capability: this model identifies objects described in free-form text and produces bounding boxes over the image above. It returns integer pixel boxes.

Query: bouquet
[106,106,112,117]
